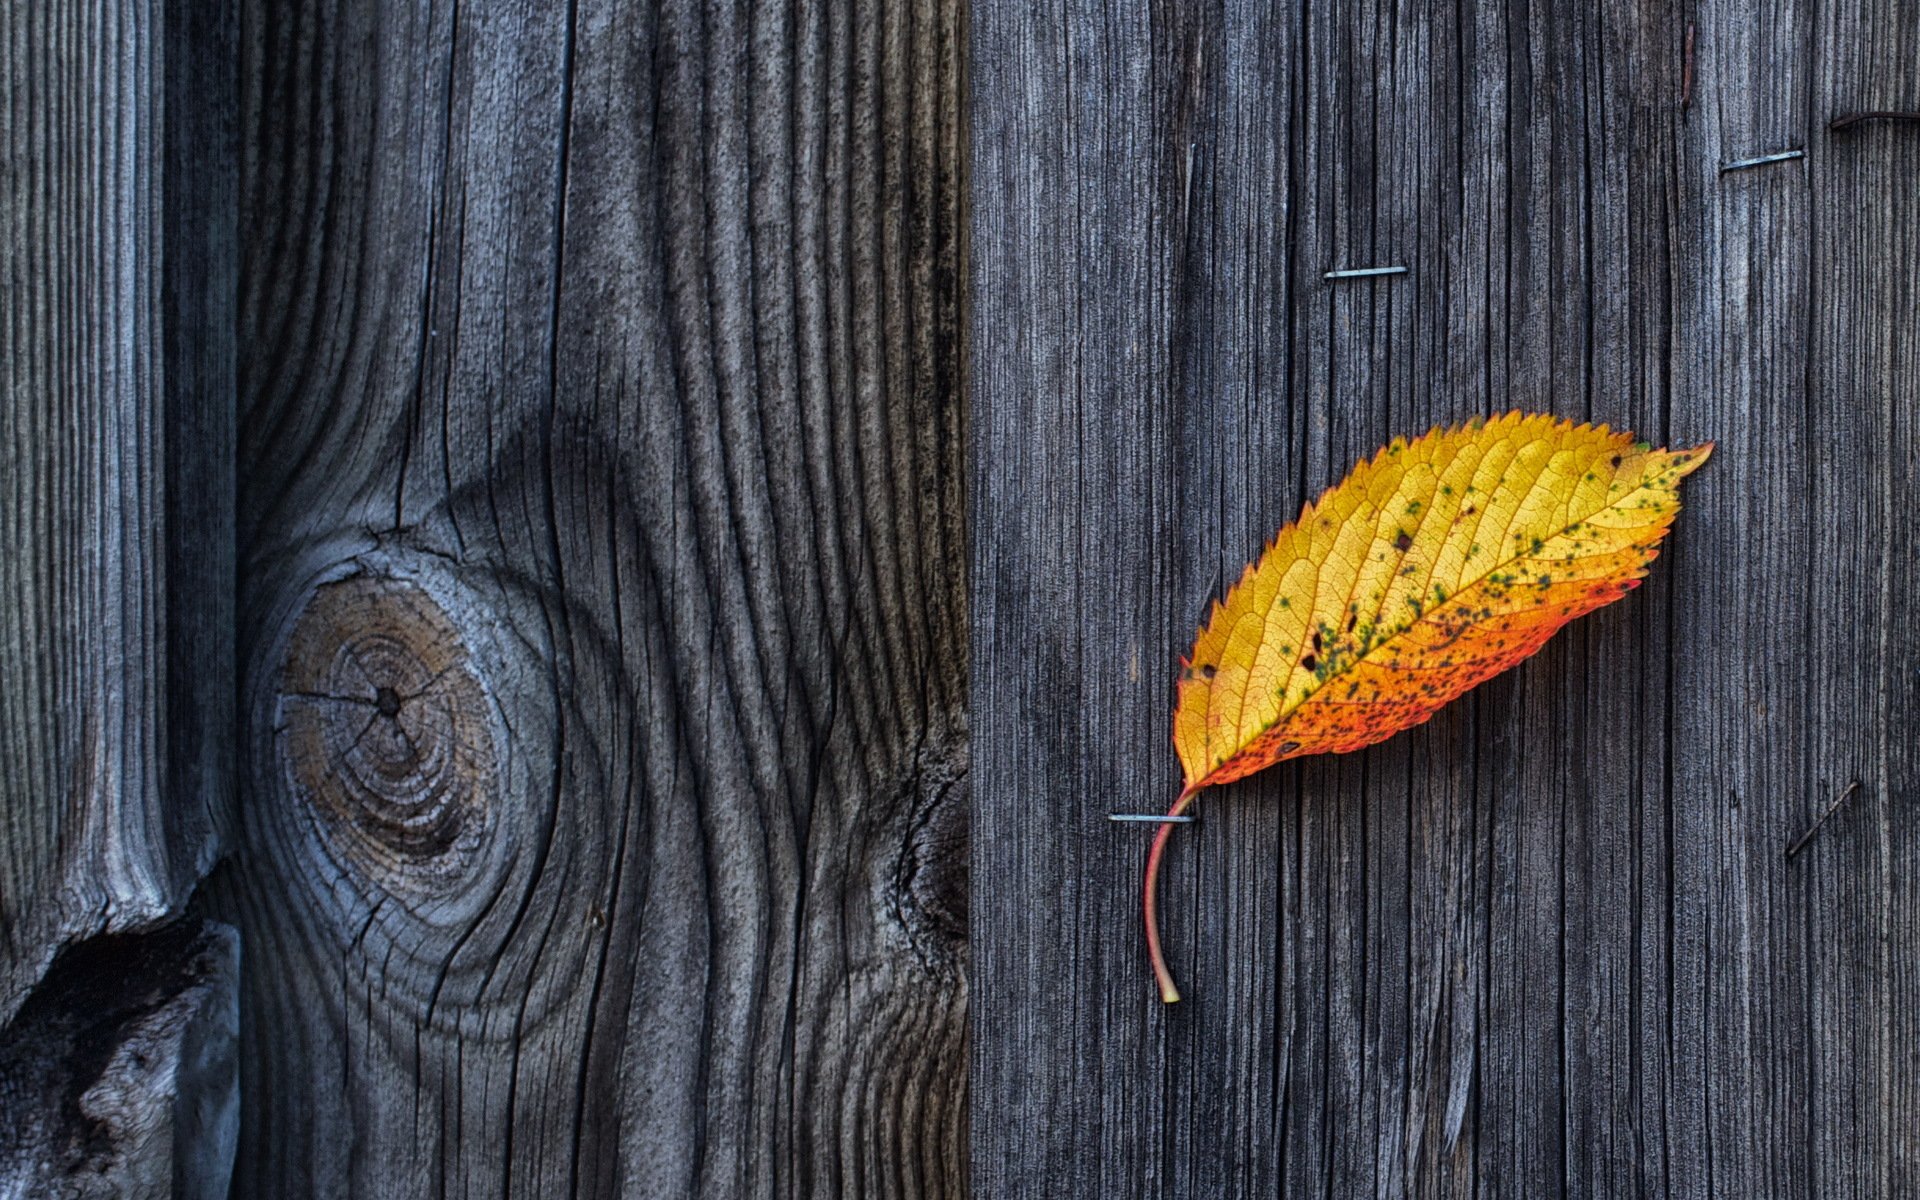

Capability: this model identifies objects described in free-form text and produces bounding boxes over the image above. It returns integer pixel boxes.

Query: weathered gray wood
[216,0,966,1195]
[0,919,239,1200]
[972,2,1917,1197]
[0,0,235,1033]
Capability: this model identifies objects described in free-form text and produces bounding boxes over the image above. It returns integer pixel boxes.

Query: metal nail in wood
[1323,265,1408,280]
[1720,148,1804,173]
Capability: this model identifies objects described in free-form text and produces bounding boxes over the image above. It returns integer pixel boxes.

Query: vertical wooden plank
[1803,2,1920,1196]
[1668,1,1816,1195]
[0,0,234,1022]
[0,3,236,1192]
[1553,7,1692,1196]
[970,3,1190,1195]
[219,0,966,1194]
[973,1,1914,1197]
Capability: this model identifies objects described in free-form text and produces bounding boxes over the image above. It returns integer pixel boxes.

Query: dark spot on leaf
[1301,653,1318,671]
[1312,631,1323,652]
[1345,612,1357,633]
[1394,530,1414,552]
[1200,664,1216,679]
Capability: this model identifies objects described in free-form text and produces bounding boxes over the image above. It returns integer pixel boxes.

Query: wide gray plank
[970,1,1916,1195]
[217,0,965,1195]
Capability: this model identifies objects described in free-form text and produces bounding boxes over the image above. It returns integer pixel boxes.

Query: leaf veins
[1144,412,1712,1002]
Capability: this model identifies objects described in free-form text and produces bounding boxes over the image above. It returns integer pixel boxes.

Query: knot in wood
[278,574,495,895]
[891,723,967,975]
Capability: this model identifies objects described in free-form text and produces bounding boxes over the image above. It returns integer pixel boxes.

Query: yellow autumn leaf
[1145,411,1711,1002]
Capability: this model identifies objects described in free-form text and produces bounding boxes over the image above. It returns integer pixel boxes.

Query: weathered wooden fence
[2,0,1915,1196]
[973,0,1916,1196]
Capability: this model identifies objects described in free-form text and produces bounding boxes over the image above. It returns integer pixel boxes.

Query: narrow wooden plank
[1802,2,1920,1195]
[0,0,234,1022]
[1667,2,1818,1195]
[216,0,966,1194]
[972,1,1916,1196]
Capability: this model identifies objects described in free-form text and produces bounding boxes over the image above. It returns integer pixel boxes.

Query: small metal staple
[1784,779,1862,861]
[1324,265,1408,280]
[1830,111,1920,131]
[1108,814,1198,824]
[1720,148,1804,173]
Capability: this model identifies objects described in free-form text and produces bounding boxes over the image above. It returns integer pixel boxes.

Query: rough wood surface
[0,919,239,1200]
[971,1,1916,1196]
[216,0,967,1195]
[0,0,235,1025]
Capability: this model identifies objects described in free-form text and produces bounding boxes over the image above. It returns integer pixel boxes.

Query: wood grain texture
[0,919,238,1200]
[971,1,1916,1196]
[216,0,966,1194]
[0,0,235,1023]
